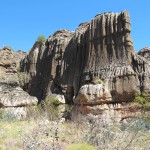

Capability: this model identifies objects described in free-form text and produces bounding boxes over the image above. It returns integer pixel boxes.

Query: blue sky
[0,0,149,52]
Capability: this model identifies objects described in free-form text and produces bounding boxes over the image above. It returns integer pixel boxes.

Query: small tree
[36,35,46,44]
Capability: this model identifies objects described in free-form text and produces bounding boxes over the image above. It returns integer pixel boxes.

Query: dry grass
[0,121,28,150]
[0,106,149,150]
[0,119,91,150]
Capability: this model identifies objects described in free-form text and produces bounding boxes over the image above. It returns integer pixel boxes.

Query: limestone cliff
[21,11,150,106]
[0,46,38,119]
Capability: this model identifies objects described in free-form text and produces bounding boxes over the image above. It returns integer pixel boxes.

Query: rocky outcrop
[21,11,150,106]
[63,11,139,103]
[0,46,27,72]
[21,30,74,100]
[0,46,17,73]
[138,47,150,61]
[0,46,38,119]
[71,103,145,123]
[14,50,27,68]
[132,48,150,93]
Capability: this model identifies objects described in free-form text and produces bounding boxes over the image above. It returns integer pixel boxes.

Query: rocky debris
[0,46,38,119]
[21,11,150,110]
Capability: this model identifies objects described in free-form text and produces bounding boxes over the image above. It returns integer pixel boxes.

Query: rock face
[21,30,74,100]
[0,46,17,73]
[0,85,37,107]
[14,50,27,68]
[138,47,150,60]
[21,11,150,106]
[0,46,27,72]
[0,46,38,119]
[72,102,147,124]
[75,82,112,105]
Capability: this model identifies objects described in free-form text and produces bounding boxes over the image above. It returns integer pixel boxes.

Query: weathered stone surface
[0,84,37,107]
[132,51,150,93]
[138,47,150,61]
[70,11,138,103]
[54,94,65,104]
[14,50,27,68]
[0,47,27,73]
[21,30,74,100]
[71,103,144,123]
[0,47,38,119]
[0,46,16,73]
[21,11,150,106]
[75,82,112,105]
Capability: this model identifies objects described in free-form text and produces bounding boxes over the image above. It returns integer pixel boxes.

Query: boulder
[0,85,37,107]
[55,94,65,104]
[74,82,112,105]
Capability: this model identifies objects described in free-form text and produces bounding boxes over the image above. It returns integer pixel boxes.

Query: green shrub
[65,143,97,150]
[44,96,60,120]
[0,110,16,122]
[45,96,61,106]
[91,77,103,85]
[0,146,3,150]
[26,105,43,120]
[0,109,3,119]
[35,35,46,44]
[134,93,150,110]
[17,72,29,87]
[64,104,73,113]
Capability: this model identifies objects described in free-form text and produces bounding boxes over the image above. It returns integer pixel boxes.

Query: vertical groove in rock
[21,11,150,103]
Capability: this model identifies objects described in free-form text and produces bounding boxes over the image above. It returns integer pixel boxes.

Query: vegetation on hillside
[91,77,103,85]
[0,104,150,150]
[0,93,150,149]
[134,93,150,110]
[34,35,46,45]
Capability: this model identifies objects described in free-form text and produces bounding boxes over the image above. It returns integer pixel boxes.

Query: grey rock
[0,46,38,119]
[20,11,150,105]
[75,82,112,104]
[0,83,37,107]
[138,47,150,61]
